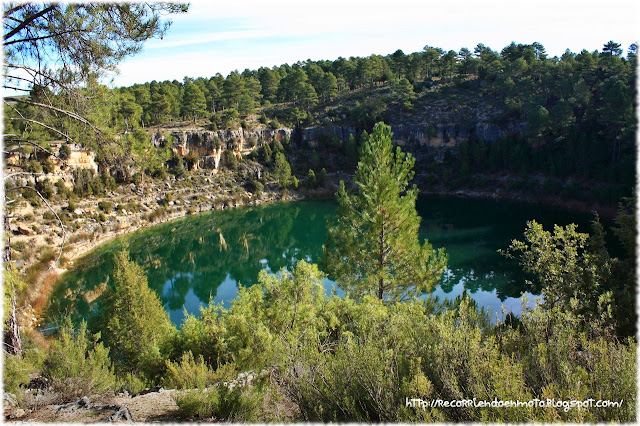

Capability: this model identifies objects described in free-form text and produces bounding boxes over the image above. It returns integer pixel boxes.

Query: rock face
[151,127,294,171]
[154,120,525,170]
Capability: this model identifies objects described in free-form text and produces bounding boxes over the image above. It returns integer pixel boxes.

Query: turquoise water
[48,195,596,325]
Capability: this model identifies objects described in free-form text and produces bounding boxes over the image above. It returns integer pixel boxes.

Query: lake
[47,195,597,326]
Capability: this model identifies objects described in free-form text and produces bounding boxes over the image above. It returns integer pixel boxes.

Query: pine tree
[324,122,447,301]
[181,81,207,121]
[98,250,175,379]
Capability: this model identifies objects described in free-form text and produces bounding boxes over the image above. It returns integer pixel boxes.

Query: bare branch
[8,186,67,267]
[4,172,45,180]
[3,138,69,166]
[5,97,101,133]
[2,85,31,92]
[4,64,74,91]
[3,4,27,19]
[4,5,57,42]
[5,116,76,143]
[4,29,90,46]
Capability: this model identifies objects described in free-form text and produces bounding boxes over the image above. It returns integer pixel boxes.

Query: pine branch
[5,116,76,143]
[4,28,91,46]
[3,5,57,41]
[5,97,100,133]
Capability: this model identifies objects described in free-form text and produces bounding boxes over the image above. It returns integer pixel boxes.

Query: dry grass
[31,271,60,316]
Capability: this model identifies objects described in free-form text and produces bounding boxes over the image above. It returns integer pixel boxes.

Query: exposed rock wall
[151,120,526,170]
[152,128,295,170]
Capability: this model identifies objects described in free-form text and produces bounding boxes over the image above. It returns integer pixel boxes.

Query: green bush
[97,250,176,381]
[59,143,71,160]
[98,200,112,213]
[163,351,219,390]
[174,380,263,421]
[116,372,147,395]
[35,178,54,199]
[245,179,264,195]
[148,206,166,222]
[42,211,56,221]
[43,318,116,401]
[2,341,46,398]
[27,160,43,174]
[223,150,238,171]
[306,169,316,189]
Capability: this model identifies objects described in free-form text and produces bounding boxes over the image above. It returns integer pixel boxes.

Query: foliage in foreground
[43,319,116,400]
[169,259,635,422]
[93,250,176,381]
[3,218,635,421]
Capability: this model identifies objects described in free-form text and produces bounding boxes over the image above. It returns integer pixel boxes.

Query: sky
[106,0,639,87]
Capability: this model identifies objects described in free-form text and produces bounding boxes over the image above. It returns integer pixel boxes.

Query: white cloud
[144,30,276,49]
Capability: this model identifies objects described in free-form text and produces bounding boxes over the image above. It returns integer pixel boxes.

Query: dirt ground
[8,389,185,423]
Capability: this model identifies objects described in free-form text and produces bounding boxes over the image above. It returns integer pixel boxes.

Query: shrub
[67,199,77,212]
[97,250,176,380]
[163,351,220,390]
[245,179,263,195]
[42,158,56,174]
[59,143,71,160]
[3,339,46,399]
[27,160,43,174]
[116,372,147,395]
[21,186,41,206]
[148,206,166,222]
[42,211,56,221]
[132,172,143,185]
[174,378,263,421]
[101,173,117,191]
[11,240,27,252]
[55,180,72,199]
[268,119,281,129]
[98,200,112,213]
[246,136,258,148]
[223,150,238,171]
[306,169,316,189]
[317,168,327,187]
[151,166,167,180]
[43,318,116,401]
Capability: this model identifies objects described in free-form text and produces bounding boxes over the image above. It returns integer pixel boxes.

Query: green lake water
[48,195,596,326]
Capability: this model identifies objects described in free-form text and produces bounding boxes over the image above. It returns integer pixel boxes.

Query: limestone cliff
[152,119,525,171]
[151,128,294,170]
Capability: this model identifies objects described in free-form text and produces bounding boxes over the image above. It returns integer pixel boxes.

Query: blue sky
[108,0,640,87]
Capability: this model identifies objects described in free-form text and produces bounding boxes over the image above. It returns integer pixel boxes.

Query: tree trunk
[3,294,22,355]
[3,213,10,264]
[378,216,386,300]
[3,213,22,354]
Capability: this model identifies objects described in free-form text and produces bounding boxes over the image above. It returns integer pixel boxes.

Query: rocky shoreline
[10,173,339,332]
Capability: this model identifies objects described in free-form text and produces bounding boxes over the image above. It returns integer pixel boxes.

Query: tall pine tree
[98,250,175,379]
[324,122,446,301]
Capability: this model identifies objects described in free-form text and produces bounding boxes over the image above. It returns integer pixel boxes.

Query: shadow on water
[47,195,598,326]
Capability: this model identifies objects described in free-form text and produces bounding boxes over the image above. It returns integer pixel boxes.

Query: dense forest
[6,39,637,207]
[114,40,637,188]
[3,3,638,423]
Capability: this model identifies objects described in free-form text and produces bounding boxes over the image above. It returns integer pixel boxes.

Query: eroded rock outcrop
[149,116,526,171]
